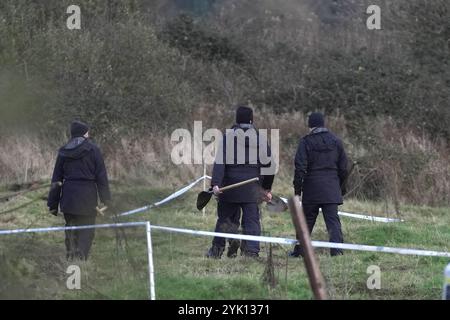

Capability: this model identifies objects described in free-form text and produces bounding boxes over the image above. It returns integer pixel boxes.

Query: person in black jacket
[291,112,348,257]
[207,106,275,258]
[47,120,111,260]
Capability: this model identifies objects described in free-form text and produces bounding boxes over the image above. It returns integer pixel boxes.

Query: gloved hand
[49,207,58,216]
[212,185,222,196]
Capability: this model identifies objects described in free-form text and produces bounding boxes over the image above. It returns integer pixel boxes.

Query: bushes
[159,14,246,65]
[2,0,448,138]
[1,10,199,143]
[344,118,450,206]
[0,0,449,206]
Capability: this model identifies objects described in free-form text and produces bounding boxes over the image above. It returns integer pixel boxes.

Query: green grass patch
[0,183,449,299]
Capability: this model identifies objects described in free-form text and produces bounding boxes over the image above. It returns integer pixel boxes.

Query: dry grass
[0,135,55,185]
[0,111,449,206]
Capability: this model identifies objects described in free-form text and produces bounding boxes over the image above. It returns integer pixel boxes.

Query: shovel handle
[219,177,259,192]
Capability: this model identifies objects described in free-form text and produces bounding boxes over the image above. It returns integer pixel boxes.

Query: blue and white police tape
[150,225,450,258]
[0,221,148,235]
[1,222,448,257]
[119,176,402,223]
[278,197,403,223]
[337,211,403,223]
[119,175,211,216]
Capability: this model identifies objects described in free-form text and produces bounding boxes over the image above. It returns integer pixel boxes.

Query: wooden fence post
[288,196,328,300]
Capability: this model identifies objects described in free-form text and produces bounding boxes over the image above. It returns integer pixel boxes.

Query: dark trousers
[295,204,344,256]
[64,213,96,260]
[212,201,261,254]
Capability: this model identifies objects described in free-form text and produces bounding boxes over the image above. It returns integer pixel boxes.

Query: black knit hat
[235,106,253,124]
[70,120,89,138]
[308,112,325,128]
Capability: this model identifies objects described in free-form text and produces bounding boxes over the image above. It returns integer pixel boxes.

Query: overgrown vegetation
[0,0,449,207]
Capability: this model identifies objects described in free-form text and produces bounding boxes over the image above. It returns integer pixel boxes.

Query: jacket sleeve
[260,143,275,190]
[337,140,349,187]
[211,135,225,187]
[47,154,64,210]
[293,138,308,194]
[94,146,111,204]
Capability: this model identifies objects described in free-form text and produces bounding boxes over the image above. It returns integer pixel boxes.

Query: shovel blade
[196,191,213,210]
[266,195,289,213]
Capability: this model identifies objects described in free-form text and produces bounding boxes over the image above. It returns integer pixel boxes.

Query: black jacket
[211,124,275,203]
[47,137,111,215]
[293,128,348,205]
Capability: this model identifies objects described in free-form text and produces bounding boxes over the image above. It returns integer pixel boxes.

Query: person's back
[48,120,110,260]
[213,123,273,204]
[299,127,347,205]
[208,106,274,258]
[49,137,110,215]
[292,113,348,257]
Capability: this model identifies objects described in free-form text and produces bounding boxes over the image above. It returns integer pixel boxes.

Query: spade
[196,177,259,210]
[265,195,289,213]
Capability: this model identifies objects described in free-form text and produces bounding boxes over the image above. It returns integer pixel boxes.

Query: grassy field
[0,181,449,300]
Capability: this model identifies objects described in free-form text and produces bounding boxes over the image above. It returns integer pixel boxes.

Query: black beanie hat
[70,120,89,138]
[235,106,253,124]
[308,112,325,128]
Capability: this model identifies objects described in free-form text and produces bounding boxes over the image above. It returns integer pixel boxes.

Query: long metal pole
[288,196,328,300]
[146,221,156,300]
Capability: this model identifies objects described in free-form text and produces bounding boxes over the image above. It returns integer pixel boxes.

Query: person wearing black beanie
[290,112,349,257]
[48,120,111,261]
[235,106,253,124]
[308,112,325,128]
[70,120,89,138]
[206,105,275,259]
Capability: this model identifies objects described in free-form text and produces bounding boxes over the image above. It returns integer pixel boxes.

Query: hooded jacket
[211,124,275,203]
[293,128,348,204]
[47,137,111,215]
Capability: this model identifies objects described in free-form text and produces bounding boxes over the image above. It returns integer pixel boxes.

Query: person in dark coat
[47,120,111,260]
[291,112,348,257]
[207,106,275,258]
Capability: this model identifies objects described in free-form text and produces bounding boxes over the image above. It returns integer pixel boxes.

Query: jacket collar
[309,127,328,135]
[64,137,87,150]
[59,137,91,159]
[233,123,255,130]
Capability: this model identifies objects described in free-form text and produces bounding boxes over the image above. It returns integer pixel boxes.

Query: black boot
[206,245,224,259]
[227,240,240,258]
[288,245,303,258]
[330,249,344,257]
